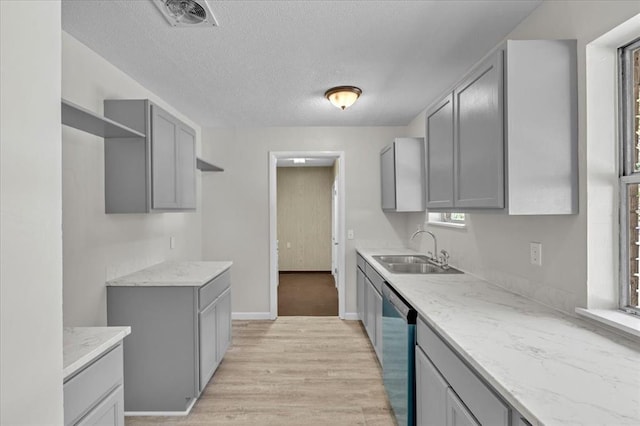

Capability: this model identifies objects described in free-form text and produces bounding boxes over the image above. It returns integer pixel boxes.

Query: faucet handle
[439,250,450,267]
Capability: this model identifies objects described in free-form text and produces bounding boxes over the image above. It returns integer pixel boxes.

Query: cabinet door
[374,288,383,362]
[199,301,218,392]
[77,385,124,426]
[365,278,376,345]
[150,105,179,209]
[216,289,232,362]
[446,388,480,426]
[426,94,454,208]
[177,125,196,209]
[416,347,449,426]
[380,145,396,210]
[357,267,365,323]
[454,50,504,208]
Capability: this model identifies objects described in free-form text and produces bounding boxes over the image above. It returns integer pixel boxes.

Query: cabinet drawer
[356,253,366,271]
[364,262,384,294]
[64,345,123,426]
[76,385,124,426]
[199,269,231,311]
[416,318,509,426]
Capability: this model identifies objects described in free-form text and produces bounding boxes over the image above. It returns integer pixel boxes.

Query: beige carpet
[126,317,395,426]
[278,272,338,316]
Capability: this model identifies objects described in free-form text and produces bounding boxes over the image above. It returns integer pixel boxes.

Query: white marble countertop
[357,248,640,426]
[106,261,232,287]
[63,326,131,380]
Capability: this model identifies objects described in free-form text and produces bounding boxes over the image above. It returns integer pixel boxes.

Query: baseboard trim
[343,312,360,321]
[232,312,272,320]
[125,397,196,417]
[279,271,331,274]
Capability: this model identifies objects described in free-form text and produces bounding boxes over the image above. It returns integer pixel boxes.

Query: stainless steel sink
[372,255,462,274]
[373,255,429,264]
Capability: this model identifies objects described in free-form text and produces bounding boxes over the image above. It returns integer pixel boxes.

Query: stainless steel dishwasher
[382,282,417,426]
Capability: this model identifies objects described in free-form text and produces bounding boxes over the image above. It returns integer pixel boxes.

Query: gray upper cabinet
[381,137,426,212]
[104,100,196,213]
[426,94,455,209]
[454,51,504,209]
[425,39,577,214]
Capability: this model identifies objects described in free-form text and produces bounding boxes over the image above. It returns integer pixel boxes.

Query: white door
[331,180,339,287]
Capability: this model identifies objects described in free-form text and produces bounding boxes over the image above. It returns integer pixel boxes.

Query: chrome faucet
[410,229,438,262]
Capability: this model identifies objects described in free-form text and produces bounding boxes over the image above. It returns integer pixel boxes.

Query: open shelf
[197,157,224,172]
[62,99,145,139]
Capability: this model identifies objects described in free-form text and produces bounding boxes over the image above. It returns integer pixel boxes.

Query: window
[428,212,466,228]
[620,38,640,314]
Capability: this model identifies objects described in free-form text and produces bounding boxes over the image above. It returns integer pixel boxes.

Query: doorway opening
[269,151,346,319]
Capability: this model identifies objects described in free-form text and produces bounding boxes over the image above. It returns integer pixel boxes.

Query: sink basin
[372,255,462,274]
[384,263,462,274]
[373,255,429,264]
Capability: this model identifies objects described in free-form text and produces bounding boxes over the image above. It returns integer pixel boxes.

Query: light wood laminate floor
[126,317,395,426]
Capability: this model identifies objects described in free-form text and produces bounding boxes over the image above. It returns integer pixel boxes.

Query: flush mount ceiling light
[152,0,218,27]
[324,86,362,110]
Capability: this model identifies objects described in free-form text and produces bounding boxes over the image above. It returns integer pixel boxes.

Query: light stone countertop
[63,326,131,380]
[106,261,232,287]
[357,248,640,426]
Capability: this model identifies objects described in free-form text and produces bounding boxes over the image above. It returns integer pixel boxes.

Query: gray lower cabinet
[103,99,196,213]
[425,39,577,214]
[416,317,509,426]
[107,269,231,413]
[447,388,480,426]
[64,345,124,426]
[380,138,426,212]
[356,254,383,364]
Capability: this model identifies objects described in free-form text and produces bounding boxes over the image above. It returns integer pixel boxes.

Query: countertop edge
[63,327,131,380]
[106,261,233,287]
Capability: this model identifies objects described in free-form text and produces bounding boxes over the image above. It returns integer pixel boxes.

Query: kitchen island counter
[106,261,232,287]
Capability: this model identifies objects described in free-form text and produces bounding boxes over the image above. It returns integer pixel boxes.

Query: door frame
[268,151,346,319]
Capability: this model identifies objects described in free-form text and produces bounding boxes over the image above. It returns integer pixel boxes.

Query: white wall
[406,1,640,315]
[201,127,408,315]
[1,1,64,423]
[62,32,203,325]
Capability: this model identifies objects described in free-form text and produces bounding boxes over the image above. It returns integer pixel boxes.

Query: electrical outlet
[347,229,354,240]
[530,242,542,266]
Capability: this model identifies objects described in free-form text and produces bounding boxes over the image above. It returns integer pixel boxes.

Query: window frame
[619,37,640,316]
[428,212,466,229]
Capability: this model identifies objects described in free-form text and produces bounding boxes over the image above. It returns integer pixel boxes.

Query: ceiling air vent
[152,0,218,27]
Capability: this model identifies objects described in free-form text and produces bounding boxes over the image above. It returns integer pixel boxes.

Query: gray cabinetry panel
[505,39,578,215]
[381,138,426,212]
[151,105,179,209]
[365,277,376,345]
[104,99,196,213]
[216,288,232,361]
[365,262,385,294]
[454,50,504,209]
[425,39,577,214]
[76,385,124,426]
[64,345,123,426]
[177,126,197,209]
[199,269,231,310]
[198,299,218,392]
[374,287,383,363]
[380,145,396,210]
[357,265,365,322]
[426,94,455,208]
[416,346,448,426]
[446,388,480,426]
[107,286,198,412]
[417,318,509,426]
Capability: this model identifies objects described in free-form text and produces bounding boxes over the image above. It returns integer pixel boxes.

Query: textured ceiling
[61,0,541,127]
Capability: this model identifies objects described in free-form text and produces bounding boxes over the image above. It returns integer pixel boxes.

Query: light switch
[347,229,354,240]
[286,242,291,249]
[530,242,542,266]
[170,236,175,250]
